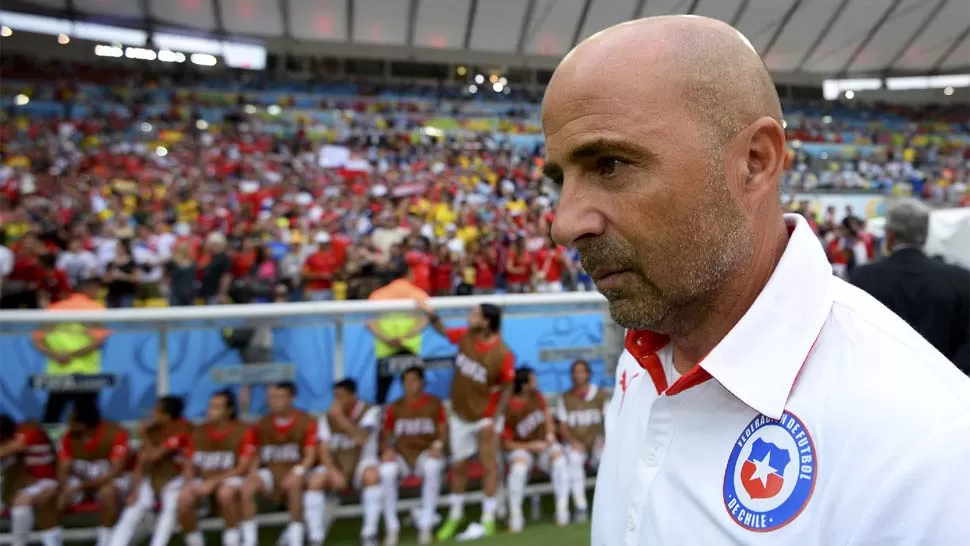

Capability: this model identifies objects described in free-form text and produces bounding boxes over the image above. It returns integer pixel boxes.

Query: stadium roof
[7,0,969,75]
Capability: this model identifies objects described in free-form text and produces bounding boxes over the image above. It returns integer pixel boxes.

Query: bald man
[544,16,970,545]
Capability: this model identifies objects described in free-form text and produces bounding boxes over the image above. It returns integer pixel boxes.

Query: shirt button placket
[630,395,675,544]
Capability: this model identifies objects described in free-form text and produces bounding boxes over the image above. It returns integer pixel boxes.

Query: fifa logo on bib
[722,411,817,532]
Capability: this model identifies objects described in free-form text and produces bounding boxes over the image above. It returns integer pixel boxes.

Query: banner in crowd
[0,311,607,422]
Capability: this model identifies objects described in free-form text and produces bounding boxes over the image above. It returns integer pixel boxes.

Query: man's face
[66,415,89,437]
[267,387,293,414]
[543,52,750,333]
[153,404,171,425]
[403,372,423,398]
[467,305,486,331]
[333,387,354,411]
[571,362,590,388]
[207,394,229,422]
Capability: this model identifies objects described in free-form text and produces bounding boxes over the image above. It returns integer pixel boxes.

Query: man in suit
[850,198,970,373]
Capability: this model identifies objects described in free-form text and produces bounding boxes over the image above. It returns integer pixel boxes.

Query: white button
[644,448,658,467]
[627,510,637,531]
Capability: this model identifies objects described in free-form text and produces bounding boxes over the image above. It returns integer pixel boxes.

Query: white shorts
[10,478,58,504]
[132,477,183,510]
[507,444,563,474]
[189,476,245,489]
[389,450,443,479]
[308,457,379,490]
[449,415,492,463]
[66,475,132,506]
[565,438,604,469]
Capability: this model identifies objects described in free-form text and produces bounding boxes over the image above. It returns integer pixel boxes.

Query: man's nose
[551,180,606,247]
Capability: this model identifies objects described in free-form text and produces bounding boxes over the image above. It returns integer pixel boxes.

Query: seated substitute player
[416,300,514,540]
[178,390,257,546]
[503,367,570,532]
[555,359,607,522]
[378,366,448,546]
[57,404,132,546]
[240,381,317,546]
[308,378,382,546]
[0,414,61,546]
[109,395,192,546]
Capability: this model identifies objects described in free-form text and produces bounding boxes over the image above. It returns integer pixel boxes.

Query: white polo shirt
[591,214,970,545]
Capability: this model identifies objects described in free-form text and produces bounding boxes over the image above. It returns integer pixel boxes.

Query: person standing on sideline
[32,276,111,423]
[543,15,970,545]
[850,198,970,372]
[416,300,514,541]
[367,265,430,405]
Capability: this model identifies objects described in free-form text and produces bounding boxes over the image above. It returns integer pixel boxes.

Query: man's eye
[595,158,623,177]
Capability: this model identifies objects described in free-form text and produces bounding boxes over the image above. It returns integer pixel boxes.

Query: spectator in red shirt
[534,238,570,293]
[504,237,533,293]
[431,246,455,297]
[405,243,434,294]
[1,232,44,309]
[38,253,71,306]
[473,240,499,295]
[231,238,257,281]
[302,233,342,301]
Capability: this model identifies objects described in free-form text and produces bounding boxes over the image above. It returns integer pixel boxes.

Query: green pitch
[165,507,590,545]
[166,519,590,546]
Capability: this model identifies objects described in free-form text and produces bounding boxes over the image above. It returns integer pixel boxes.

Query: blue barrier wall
[0,312,607,421]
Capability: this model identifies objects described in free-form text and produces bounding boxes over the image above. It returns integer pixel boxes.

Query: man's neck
[670,217,789,375]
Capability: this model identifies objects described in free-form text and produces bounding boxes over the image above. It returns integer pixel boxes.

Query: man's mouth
[591,268,631,289]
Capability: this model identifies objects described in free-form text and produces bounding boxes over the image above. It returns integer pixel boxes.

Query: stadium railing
[0,293,612,543]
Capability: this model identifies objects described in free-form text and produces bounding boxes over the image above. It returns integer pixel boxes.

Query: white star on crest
[749,450,775,487]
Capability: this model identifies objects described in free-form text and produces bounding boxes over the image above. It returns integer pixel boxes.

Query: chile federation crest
[723,411,817,532]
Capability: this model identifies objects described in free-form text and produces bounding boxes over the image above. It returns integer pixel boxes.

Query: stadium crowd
[1,61,968,309]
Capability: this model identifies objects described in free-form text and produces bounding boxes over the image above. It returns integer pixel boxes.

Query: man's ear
[741,117,785,196]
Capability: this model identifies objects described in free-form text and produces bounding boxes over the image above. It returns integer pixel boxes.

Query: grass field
[164,501,590,545]
[166,518,590,546]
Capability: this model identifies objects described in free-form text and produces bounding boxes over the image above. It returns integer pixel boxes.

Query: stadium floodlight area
[823,74,969,100]
[0,10,265,70]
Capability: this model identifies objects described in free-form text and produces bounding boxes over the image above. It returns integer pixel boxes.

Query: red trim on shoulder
[383,405,396,432]
[59,433,73,459]
[445,327,467,344]
[497,351,515,383]
[239,427,257,458]
[303,419,318,448]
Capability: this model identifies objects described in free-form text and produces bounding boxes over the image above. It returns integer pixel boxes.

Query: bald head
[548,15,782,148]
[543,15,790,336]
